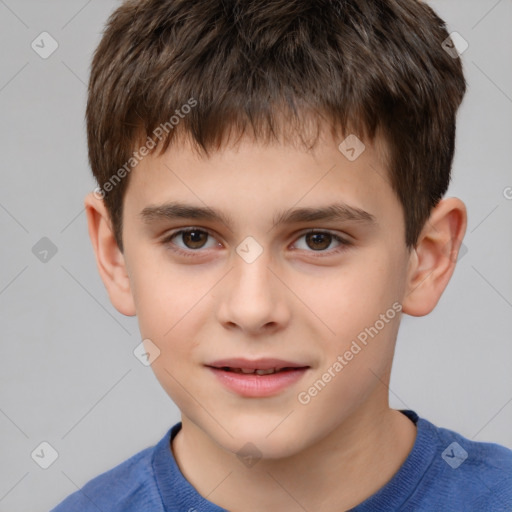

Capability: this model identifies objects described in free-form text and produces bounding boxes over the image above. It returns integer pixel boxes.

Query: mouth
[211,366,307,375]
[205,358,310,397]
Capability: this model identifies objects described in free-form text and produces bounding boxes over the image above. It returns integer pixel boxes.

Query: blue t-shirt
[50,410,512,511]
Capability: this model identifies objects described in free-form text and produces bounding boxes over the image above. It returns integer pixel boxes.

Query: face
[120,130,412,459]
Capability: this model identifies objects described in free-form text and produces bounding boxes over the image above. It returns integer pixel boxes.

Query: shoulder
[49,442,164,512]
[430,418,512,473]
[415,416,512,510]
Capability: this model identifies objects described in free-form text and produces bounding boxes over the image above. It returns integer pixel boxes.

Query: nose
[216,248,291,336]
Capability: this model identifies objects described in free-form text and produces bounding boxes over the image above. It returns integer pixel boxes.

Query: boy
[51,0,512,510]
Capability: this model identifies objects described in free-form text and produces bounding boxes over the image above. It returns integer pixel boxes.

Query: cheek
[298,250,406,400]
[131,264,211,370]
[313,254,404,338]
[128,248,201,338]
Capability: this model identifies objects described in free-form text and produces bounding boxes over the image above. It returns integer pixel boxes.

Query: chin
[215,417,307,460]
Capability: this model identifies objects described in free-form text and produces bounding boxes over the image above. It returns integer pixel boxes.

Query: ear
[84,192,136,316]
[402,197,467,316]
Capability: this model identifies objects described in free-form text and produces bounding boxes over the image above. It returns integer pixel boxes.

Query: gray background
[0,1,511,510]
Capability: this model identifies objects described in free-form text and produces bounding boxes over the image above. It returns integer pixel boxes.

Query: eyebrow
[139,201,376,229]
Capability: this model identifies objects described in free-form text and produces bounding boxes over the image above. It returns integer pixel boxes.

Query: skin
[85,127,467,511]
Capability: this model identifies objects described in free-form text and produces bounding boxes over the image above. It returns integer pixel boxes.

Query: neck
[171,403,417,511]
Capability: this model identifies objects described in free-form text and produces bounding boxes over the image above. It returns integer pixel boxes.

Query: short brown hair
[86,0,466,251]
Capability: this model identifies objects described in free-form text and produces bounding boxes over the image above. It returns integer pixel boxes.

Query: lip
[206,358,310,398]
[206,358,307,371]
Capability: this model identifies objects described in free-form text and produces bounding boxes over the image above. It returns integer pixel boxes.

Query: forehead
[123,129,399,231]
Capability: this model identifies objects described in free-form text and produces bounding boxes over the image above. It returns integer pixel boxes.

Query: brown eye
[180,229,209,249]
[292,230,351,254]
[305,232,332,251]
[163,228,219,254]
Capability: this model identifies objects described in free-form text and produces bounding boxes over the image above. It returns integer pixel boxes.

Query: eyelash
[161,227,352,258]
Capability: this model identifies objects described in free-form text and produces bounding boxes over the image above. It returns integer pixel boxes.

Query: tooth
[240,368,255,374]
[255,368,276,375]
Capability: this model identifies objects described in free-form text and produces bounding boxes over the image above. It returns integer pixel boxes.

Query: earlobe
[402,197,467,317]
[84,192,136,316]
